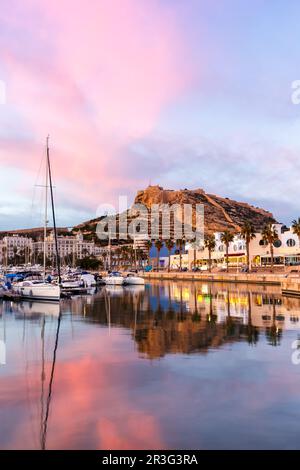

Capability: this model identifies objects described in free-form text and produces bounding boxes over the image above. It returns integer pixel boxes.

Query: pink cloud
[0,0,194,214]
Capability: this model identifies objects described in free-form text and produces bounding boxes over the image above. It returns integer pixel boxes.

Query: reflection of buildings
[64,282,300,359]
[12,301,60,319]
[5,282,300,361]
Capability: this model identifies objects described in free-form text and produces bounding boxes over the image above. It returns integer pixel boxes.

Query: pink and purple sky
[1,0,300,230]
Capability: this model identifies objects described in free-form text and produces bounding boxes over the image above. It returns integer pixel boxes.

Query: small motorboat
[123,273,145,285]
[81,273,96,287]
[104,285,124,296]
[14,280,61,301]
[103,272,124,285]
[61,275,83,289]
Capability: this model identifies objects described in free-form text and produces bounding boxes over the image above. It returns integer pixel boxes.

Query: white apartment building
[0,234,33,264]
[33,231,96,262]
[187,223,300,268]
[250,223,300,266]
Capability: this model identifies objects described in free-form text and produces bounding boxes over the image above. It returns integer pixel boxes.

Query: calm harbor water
[1,280,300,450]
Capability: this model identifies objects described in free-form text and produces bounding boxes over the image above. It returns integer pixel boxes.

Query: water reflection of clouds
[2,282,300,449]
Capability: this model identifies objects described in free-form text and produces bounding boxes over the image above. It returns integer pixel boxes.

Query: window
[259,239,268,246]
[287,238,296,247]
[273,239,282,248]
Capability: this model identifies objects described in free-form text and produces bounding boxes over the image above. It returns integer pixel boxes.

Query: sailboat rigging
[15,137,61,301]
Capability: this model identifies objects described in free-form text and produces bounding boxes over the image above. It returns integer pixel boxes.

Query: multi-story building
[33,231,96,263]
[186,223,300,269]
[0,235,33,265]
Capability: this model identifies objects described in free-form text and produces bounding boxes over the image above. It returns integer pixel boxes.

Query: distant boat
[123,273,145,285]
[61,272,96,290]
[16,137,61,301]
[103,272,124,285]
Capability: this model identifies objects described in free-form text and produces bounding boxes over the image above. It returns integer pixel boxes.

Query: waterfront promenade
[141,271,300,296]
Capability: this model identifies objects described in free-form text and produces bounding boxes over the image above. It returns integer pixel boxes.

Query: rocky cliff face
[134,185,276,233]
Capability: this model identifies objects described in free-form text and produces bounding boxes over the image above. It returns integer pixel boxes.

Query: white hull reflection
[14,300,60,318]
[124,285,145,294]
[104,286,124,296]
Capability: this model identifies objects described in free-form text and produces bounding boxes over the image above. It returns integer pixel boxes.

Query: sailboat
[15,137,61,301]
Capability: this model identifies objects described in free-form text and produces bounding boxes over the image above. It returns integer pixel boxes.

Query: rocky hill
[3,186,276,242]
[134,185,276,233]
[0,227,70,241]
[73,185,276,240]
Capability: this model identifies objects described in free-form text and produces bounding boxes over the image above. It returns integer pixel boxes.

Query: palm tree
[19,248,25,265]
[121,246,130,268]
[127,246,135,267]
[261,223,278,272]
[1,245,7,268]
[176,238,185,271]
[165,239,175,272]
[220,230,234,272]
[204,235,216,272]
[292,218,300,269]
[241,222,256,272]
[13,246,18,265]
[115,247,122,268]
[292,217,300,244]
[136,248,145,269]
[154,239,163,271]
[144,240,152,267]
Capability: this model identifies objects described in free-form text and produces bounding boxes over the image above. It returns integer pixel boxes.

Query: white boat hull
[61,280,82,289]
[103,276,124,285]
[16,283,61,301]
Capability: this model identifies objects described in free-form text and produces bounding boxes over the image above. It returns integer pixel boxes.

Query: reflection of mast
[133,291,139,342]
[0,307,6,365]
[40,317,46,449]
[41,310,62,450]
[226,289,231,318]
[104,289,111,335]
[209,286,213,320]
[194,285,198,316]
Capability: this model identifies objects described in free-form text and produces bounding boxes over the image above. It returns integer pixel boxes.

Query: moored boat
[15,281,60,301]
[103,272,124,285]
[123,273,145,285]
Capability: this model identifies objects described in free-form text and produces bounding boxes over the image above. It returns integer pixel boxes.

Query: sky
[1,0,300,230]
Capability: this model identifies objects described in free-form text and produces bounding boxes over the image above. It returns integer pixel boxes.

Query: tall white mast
[43,136,49,280]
